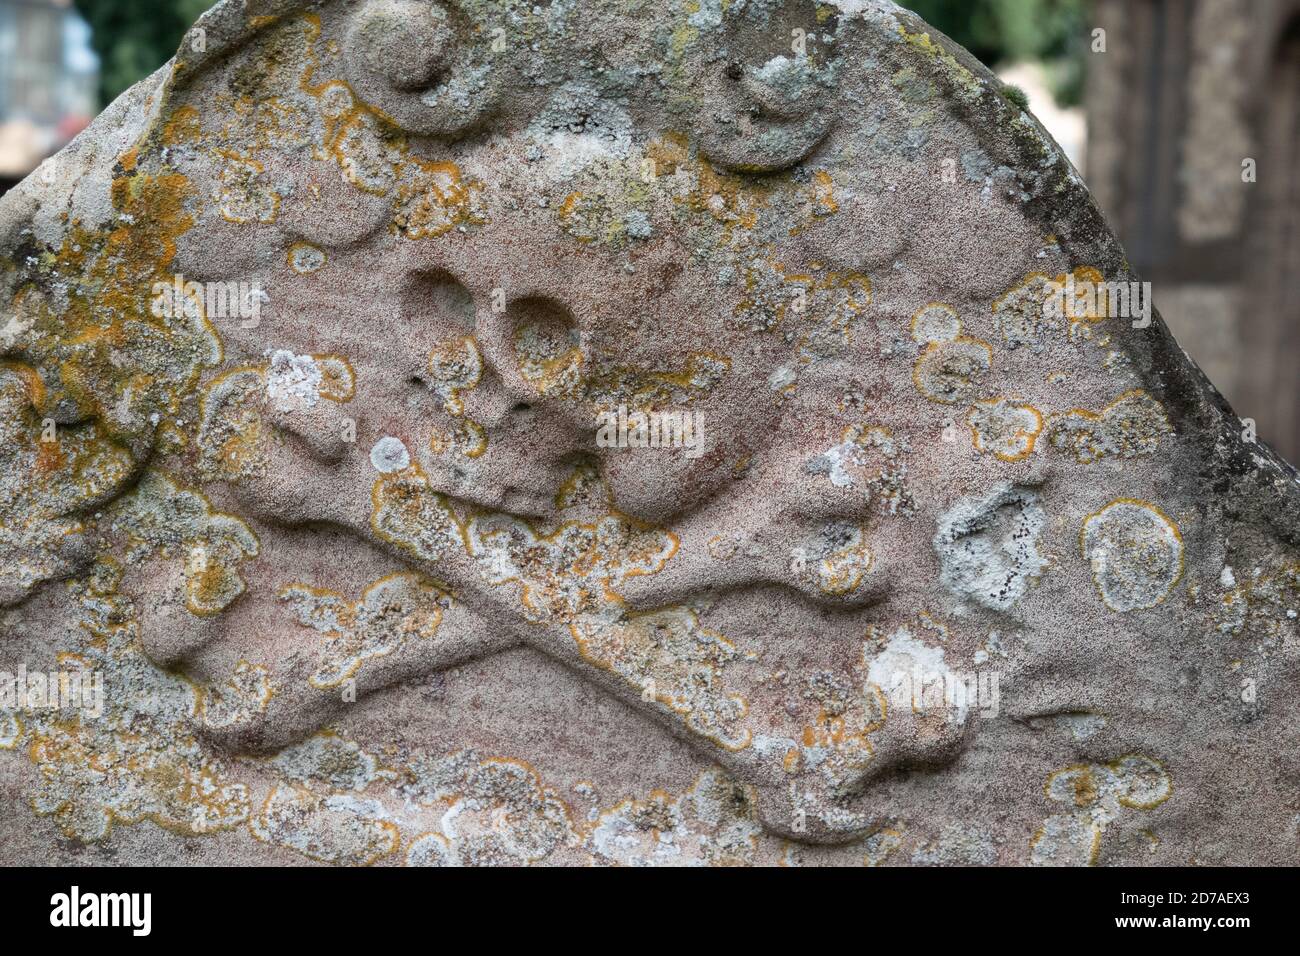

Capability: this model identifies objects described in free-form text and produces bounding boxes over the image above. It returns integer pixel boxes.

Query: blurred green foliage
[73,0,211,106]
[74,0,1088,109]
[901,0,1089,105]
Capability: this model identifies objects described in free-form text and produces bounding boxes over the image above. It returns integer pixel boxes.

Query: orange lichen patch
[1080,499,1184,613]
[296,18,483,229]
[788,169,839,235]
[1031,755,1171,866]
[808,169,838,215]
[427,335,482,415]
[797,693,887,791]
[109,470,259,616]
[369,464,468,563]
[1059,266,1109,323]
[557,191,600,243]
[574,607,749,750]
[10,161,219,448]
[1213,561,1300,638]
[588,769,763,866]
[912,336,992,404]
[161,104,202,146]
[733,257,872,377]
[287,241,326,274]
[993,266,1111,349]
[910,302,961,344]
[278,572,451,688]
[643,132,772,243]
[1045,763,1100,808]
[689,155,770,237]
[168,13,484,236]
[29,719,249,842]
[196,367,269,483]
[966,397,1043,462]
[583,351,730,414]
[863,827,905,866]
[1048,390,1172,463]
[403,750,572,866]
[783,664,891,798]
[215,151,280,223]
[195,353,353,480]
[809,524,875,596]
[429,418,487,459]
[313,354,355,401]
[424,336,487,457]
[0,363,134,603]
[515,319,584,398]
[250,784,399,865]
[393,157,483,239]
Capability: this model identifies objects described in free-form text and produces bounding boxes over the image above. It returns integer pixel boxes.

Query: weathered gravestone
[0,0,1297,865]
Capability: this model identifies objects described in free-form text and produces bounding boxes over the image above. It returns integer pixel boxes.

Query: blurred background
[0,0,1296,461]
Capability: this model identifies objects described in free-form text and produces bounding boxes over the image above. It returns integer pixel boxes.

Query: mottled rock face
[1,0,1298,867]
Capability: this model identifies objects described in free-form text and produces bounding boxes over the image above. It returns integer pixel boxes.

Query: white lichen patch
[251,784,398,865]
[402,750,571,866]
[934,485,1047,611]
[806,425,913,515]
[910,302,961,344]
[912,823,998,865]
[1081,500,1184,612]
[278,572,450,688]
[369,436,410,474]
[588,769,763,867]
[266,349,323,413]
[866,624,968,723]
[269,731,391,791]
[200,659,273,728]
[17,560,252,842]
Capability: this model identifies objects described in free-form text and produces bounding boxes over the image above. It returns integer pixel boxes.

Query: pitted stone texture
[1,0,1298,866]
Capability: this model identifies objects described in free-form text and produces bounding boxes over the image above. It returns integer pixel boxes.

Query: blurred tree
[899,0,1088,105]
[74,0,1087,109]
[73,0,211,106]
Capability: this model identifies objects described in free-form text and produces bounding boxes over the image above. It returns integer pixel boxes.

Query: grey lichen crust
[1,0,1297,866]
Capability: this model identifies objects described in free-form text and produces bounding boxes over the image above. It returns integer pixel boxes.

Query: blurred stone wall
[1087,0,1300,463]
